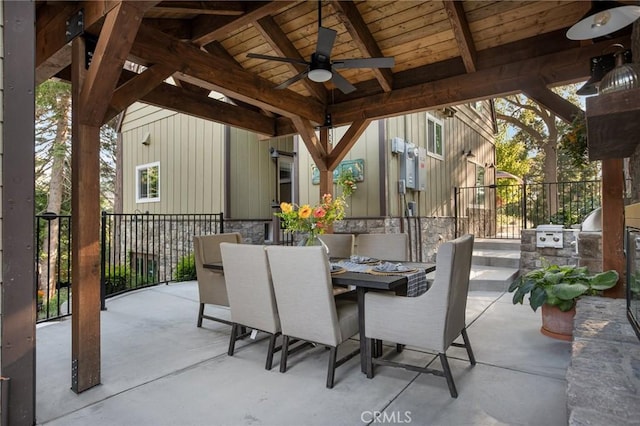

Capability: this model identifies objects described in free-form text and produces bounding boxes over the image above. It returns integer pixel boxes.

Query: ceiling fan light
[308,68,332,83]
[566,3,640,40]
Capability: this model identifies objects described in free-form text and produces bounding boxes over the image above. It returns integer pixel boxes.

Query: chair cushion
[335,299,359,341]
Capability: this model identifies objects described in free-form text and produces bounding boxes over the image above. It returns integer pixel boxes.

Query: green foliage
[37,288,70,321]
[508,260,619,312]
[174,253,197,282]
[104,265,132,294]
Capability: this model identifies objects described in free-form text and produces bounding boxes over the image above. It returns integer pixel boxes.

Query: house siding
[121,101,495,223]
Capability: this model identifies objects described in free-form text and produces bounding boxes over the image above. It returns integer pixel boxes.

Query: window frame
[426,113,444,159]
[135,161,160,203]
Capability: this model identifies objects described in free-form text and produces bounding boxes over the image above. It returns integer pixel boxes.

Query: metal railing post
[100,211,107,310]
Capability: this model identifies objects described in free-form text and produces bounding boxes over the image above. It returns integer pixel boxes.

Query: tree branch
[496,112,545,141]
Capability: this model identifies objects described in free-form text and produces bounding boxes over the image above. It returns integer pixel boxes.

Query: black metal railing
[100,212,224,306]
[455,180,602,239]
[35,213,72,323]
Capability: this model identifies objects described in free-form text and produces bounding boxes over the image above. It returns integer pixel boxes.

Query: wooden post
[602,158,626,298]
[71,37,102,393]
[319,127,333,198]
[2,2,36,423]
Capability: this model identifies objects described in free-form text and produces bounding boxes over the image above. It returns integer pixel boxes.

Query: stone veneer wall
[520,229,603,275]
[225,216,456,263]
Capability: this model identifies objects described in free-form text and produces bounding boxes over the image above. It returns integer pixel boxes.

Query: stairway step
[473,238,520,251]
[426,265,520,292]
[472,249,520,268]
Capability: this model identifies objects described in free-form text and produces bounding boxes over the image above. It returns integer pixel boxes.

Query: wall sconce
[485,162,495,169]
[270,147,295,159]
[566,1,640,40]
[141,132,151,146]
[462,149,475,158]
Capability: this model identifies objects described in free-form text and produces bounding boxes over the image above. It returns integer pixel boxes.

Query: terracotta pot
[540,303,576,341]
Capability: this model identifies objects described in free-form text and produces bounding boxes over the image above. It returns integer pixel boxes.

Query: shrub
[175,253,197,281]
[104,265,130,294]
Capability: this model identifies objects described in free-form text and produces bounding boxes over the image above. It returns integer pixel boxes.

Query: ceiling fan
[247,2,394,94]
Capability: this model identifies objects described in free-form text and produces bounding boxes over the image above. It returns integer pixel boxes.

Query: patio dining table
[203,258,435,373]
[330,260,435,372]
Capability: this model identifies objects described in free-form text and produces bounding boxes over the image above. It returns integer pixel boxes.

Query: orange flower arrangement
[275,194,346,244]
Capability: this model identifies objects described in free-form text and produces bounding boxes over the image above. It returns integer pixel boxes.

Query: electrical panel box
[400,143,417,189]
[391,137,405,154]
[416,146,427,191]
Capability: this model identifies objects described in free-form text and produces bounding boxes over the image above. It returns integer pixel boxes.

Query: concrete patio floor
[36,281,571,426]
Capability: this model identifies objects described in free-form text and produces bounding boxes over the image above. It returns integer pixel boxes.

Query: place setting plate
[368,262,417,275]
[349,255,381,265]
[330,264,346,275]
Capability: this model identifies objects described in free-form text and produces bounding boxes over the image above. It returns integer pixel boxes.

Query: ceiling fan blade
[330,70,356,94]
[332,57,395,69]
[247,53,308,66]
[275,71,308,90]
[316,27,337,58]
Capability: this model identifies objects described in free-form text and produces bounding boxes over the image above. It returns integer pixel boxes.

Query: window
[426,114,444,158]
[136,162,160,203]
[475,165,486,205]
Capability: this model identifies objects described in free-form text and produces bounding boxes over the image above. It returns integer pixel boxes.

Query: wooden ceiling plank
[291,116,327,169]
[523,81,584,124]
[254,15,328,103]
[79,2,149,126]
[153,2,245,16]
[192,1,295,47]
[327,119,371,170]
[329,36,629,127]
[130,24,325,123]
[442,0,477,73]
[104,64,176,123]
[331,1,393,92]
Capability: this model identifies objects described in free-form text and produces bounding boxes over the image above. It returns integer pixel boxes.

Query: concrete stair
[426,238,521,292]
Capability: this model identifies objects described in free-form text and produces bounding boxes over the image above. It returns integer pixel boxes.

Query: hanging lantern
[599,48,640,94]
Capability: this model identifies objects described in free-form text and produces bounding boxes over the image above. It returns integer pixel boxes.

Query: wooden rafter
[442,0,477,73]
[331,1,393,92]
[327,119,371,170]
[79,2,153,126]
[191,1,295,47]
[523,81,584,124]
[152,2,245,16]
[130,24,325,123]
[330,36,629,126]
[104,64,176,123]
[291,116,327,169]
[254,15,328,102]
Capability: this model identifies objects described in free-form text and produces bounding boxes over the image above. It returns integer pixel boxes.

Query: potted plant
[508,261,619,340]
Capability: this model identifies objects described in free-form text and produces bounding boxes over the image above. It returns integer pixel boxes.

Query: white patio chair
[265,245,360,388]
[364,234,476,398]
[220,243,281,370]
[355,233,409,261]
[192,233,241,327]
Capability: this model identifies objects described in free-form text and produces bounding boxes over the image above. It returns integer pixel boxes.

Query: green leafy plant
[174,253,197,281]
[336,166,359,197]
[104,265,131,294]
[509,260,619,312]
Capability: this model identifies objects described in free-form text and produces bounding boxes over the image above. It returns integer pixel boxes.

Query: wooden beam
[152,2,245,16]
[2,2,36,423]
[327,119,371,170]
[192,1,294,47]
[71,36,101,394]
[104,64,176,123]
[137,79,294,136]
[331,1,393,92]
[254,15,327,102]
[329,36,628,127]
[36,44,72,85]
[442,0,477,73]
[601,159,626,298]
[523,81,583,124]
[79,2,148,126]
[291,117,327,170]
[319,128,333,198]
[131,24,325,123]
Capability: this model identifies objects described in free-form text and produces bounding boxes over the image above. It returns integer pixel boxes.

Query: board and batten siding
[121,103,225,214]
[121,103,294,218]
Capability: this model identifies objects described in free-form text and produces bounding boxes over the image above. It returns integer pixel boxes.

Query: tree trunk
[543,127,559,216]
[38,91,71,301]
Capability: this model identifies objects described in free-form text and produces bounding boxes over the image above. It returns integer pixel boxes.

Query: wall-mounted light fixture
[270,147,296,160]
[141,132,151,146]
[462,149,475,158]
[485,162,496,169]
[566,1,640,40]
